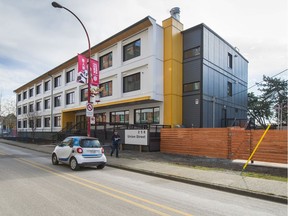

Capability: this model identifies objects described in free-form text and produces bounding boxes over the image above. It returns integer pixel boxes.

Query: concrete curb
[107,164,287,204]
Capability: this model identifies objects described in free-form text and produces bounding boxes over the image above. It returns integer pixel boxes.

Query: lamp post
[52,1,92,137]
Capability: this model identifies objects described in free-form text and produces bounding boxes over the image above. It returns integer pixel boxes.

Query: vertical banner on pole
[77,54,88,83]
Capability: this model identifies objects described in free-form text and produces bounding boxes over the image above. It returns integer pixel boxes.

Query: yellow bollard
[241,124,271,173]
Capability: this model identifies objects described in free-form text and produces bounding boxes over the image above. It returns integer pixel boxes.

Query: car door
[57,137,73,162]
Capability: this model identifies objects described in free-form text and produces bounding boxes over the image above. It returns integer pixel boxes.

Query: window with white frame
[54,116,61,127]
[44,117,50,127]
[54,95,61,107]
[123,73,140,93]
[44,80,51,91]
[66,92,75,105]
[100,52,112,70]
[36,101,41,111]
[54,75,61,88]
[123,39,141,61]
[44,99,50,109]
[66,69,74,83]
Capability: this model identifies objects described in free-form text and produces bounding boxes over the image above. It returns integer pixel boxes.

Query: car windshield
[80,139,101,148]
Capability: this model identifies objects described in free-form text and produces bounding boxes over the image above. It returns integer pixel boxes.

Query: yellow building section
[162,17,183,127]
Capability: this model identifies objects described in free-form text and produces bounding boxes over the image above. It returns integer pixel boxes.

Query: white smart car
[52,136,107,170]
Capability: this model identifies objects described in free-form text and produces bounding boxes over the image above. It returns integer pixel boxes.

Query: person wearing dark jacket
[111,131,120,157]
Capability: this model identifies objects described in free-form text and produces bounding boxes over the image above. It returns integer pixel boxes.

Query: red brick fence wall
[160,128,287,164]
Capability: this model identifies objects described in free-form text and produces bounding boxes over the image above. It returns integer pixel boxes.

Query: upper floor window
[29,88,34,97]
[29,103,34,112]
[18,121,22,128]
[81,88,88,102]
[54,95,61,107]
[23,91,27,100]
[66,92,75,105]
[66,69,74,83]
[44,80,51,91]
[23,120,27,128]
[183,81,200,92]
[23,105,27,114]
[44,117,50,127]
[227,81,232,96]
[36,84,41,94]
[36,101,41,111]
[123,39,141,61]
[100,52,112,70]
[44,99,50,109]
[17,94,21,102]
[17,107,21,115]
[123,73,140,93]
[100,81,112,97]
[36,118,42,128]
[184,46,201,59]
[54,75,61,88]
[228,53,233,68]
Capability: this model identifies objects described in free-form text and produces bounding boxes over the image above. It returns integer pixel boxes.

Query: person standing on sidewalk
[111,131,121,158]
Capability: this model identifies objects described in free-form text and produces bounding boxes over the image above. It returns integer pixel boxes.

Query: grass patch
[241,172,288,182]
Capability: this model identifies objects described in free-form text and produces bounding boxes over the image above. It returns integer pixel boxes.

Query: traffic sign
[86,102,94,117]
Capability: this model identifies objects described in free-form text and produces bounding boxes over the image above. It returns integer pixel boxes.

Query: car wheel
[97,164,105,169]
[52,153,59,165]
[70,157,80,171]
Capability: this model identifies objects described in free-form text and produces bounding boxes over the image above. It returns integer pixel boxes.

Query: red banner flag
[77,54,88,84]
[89,58,99,86]
[77,54,99,86]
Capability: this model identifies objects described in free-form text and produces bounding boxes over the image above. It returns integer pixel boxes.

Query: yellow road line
[16,157,193,216]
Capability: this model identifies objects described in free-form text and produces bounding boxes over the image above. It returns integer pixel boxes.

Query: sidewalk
[0,138,287,204]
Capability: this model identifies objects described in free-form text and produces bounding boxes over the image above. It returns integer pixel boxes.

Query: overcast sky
[0,0,287,101]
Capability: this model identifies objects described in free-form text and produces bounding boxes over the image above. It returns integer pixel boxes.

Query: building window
[100,52,112,70]
[184,46,201,59]
[100,81,112,97]
[123,39,141,61]
[36,101,41,111]
[54,116,61,127]
[44,117,50,127]
[36,118,41,128]
[123,73,140,93]
[18,94,21,102]
[23,120,27,128]
[29,120,34,128]
[44,80,51,91]
[17,107,21,115]
[44,99,50,109]
[66,69,74,83]
[54,75,61,88]
[23,105,27,114]
[110,110,129,124]
[135,107,160,124]
[23,91,27,100]
[81,88,88,102]
[66,92,75,105]
[29,103,34,112]
[54,95,61,107]
[29,88,34,97]
[228,53,233,68]
[96,113,106,123]
[227,81,232,96]
[183,81,200,92]
[36,84,41,94]
[18,121,22,128]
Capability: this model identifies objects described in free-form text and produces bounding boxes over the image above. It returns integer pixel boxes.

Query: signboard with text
[125,130,148,146]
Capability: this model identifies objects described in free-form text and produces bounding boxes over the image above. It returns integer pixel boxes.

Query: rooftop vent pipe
[170,7,180,21]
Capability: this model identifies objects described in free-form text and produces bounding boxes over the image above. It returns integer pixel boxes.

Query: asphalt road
[0,143,287,216]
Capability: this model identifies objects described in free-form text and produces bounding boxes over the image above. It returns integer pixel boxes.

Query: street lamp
[52,1,92,137]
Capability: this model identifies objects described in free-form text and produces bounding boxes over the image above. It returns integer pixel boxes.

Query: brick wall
[160,128,287,164]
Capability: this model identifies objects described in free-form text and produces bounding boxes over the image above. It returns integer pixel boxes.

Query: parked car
[52,136,107,170]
